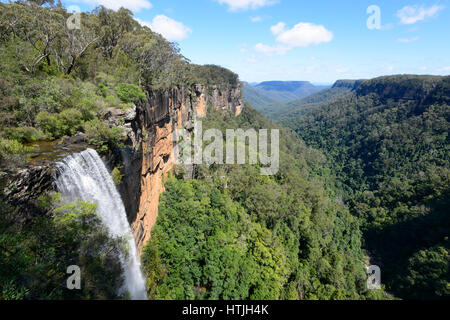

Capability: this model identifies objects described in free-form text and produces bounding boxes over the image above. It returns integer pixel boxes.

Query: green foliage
[111,164,124,185]
[0,194,126,300]
[36,109,84,139]
[188,65,240,88]
[0,138,32,166]
[84,119,125,153]
[3,126,45,143]
[115,83,146,104]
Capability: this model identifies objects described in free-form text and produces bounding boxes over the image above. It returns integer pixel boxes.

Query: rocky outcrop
[2,165,56,223]
[1,134,89,222]
[116,84,243,252]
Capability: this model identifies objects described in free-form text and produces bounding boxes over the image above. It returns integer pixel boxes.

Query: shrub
[0,138,32,166]
[111,164,124,185]
[84,119,125,153]
[36,109,84,139]
[115,83,146,104]
[3,127,46,143]
[76,98,96,121]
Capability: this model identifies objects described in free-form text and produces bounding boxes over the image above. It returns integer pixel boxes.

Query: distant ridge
[256,79,364,119]
[332,79,365,90]
[243,80,328,110]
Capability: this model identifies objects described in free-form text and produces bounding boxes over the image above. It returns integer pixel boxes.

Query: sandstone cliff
[117,84,243,252]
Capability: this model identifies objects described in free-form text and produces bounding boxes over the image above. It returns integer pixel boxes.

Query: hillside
[281,75,450,299]
[242,82,279,109]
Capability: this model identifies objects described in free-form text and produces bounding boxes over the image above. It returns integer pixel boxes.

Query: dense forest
[140,105,389,300]
[280,75,450,299]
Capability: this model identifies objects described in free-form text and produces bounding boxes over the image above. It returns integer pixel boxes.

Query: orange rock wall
[123,85,242,253]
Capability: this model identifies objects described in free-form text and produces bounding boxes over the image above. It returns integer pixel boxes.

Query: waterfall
[55,148,147,300]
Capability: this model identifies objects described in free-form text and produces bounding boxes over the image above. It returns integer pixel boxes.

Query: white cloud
[256,22,333,56]
[254,43,289,56]
[137,15,192,41]
[397,5,445,25]
[397,36,420,43]
[79,0,152,12]
[216,0,277,11]
[250,16,263,22]
[275,22,333,47]
[440,66,450,72]
[270,22,285,35]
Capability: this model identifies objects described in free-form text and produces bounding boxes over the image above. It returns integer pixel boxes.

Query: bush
[36,109,84,139]
[115,83,146,104]
[0,138,32,166]
[84,119,125,153]
[111,164,124,185]
[3,127,46,143]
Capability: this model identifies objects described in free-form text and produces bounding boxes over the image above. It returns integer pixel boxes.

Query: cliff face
[118,84,243,252]
[355,75,450,104]
[332,79,365,90]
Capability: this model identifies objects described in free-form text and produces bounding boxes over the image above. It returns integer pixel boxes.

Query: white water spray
[55,148,147,300]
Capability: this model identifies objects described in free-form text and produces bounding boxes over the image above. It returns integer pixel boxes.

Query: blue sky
[64,0,450,84]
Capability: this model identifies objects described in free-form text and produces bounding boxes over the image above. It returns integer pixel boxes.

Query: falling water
[55,148,147,300]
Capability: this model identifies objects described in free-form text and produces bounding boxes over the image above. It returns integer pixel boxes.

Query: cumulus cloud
[276,22,333,47]
[137,15,192,41]
[397,5,445,24]
[256,22,333,56]
[216,0,278,11]
[397,36,420,43]
[78,0,152,12]
[270,22,286,35]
